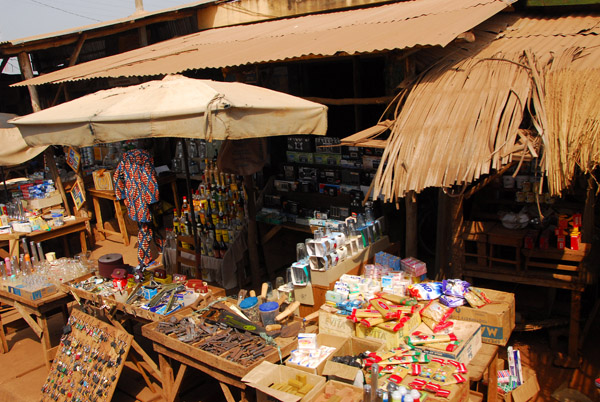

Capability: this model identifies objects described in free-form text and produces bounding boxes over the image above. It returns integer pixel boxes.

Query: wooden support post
[405,190,417,258]
[159,354,174,402]
[130,353,157,394]
[219,382,237,402]
[582,176,595,243]
[352,56,362,131]
[0,58,9,75]
[44,148,72,216]
[51,34,87,107]
[244,175,262,289]
[17,52,41,112]
[12,302,43,338]
[434,188,450,280]
[568,290,581,361]
[448,194,465,278]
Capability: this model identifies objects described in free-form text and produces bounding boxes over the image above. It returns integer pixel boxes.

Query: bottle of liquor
[182,196,189,214]
[211,232,221,259]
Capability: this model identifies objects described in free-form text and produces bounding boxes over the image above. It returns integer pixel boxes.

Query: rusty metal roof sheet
[14,0,512,86]
[3,1,216,46]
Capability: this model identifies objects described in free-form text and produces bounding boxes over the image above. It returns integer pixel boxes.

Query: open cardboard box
[304,379,363,402]
[285,333,347,375]
[497,359,540,402]
[322,336,384,384]
[451,288,515,346]
[242,361,326,402]
[318,307,355,337]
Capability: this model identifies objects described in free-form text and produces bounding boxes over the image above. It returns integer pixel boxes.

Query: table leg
[159,354,174,402]
[0,311,7,353]
[92,196,104,239]
[37,315,52,370]
[61,304,69,324]
[219,382,237,402]
[113,199,130,246]
[79,230,87,253]
[569,290,581,361]
[487,349,498,402]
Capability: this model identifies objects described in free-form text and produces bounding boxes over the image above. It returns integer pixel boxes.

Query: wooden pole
[244,175,261,289]
[18,51,72,216]
[582,176,595,243]
[405,190,417,257]
[448,194,465,278]
[181,139,200,278]
[434,188,449,280]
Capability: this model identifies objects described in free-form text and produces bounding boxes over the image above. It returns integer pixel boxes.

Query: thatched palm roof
[371,13,600,202]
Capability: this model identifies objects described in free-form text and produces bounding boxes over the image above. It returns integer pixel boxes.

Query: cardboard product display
[355,310,421,349]
[410,320,482,365]
[242,361,326,402]
[285,333,347,375]
[41,308,133,402]
[322,337,384,384]
[27,191,63,210]
[7,283,57,301]
[497,359,540,402]
[451,288,515,346]
[318,308,355,337]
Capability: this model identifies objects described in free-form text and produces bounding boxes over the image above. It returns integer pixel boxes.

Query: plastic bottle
[390,390,402,402]
[363,384,371,402]
[403,394,414,402]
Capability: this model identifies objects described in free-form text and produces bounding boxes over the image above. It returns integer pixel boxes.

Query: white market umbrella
[10,75,328,147]
[0,113,47,166]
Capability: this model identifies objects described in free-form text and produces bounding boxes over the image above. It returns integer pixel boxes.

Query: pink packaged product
[401,257,427,277]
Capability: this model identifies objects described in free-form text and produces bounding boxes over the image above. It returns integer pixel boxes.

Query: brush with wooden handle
[275,300,300,323]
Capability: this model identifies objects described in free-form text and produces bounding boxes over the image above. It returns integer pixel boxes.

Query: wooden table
[467,343,499,402]
[0,288,71,369]
[88,188,130,246]
[63,277,226,401]
[0,216,90,257]
[462,222,590,367]
[142,314,300,402]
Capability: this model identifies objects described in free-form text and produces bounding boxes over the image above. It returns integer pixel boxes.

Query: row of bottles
[173,161,247,259]
[0,239,45,282]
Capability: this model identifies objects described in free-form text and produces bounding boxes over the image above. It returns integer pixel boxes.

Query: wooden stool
[88,188,130,246]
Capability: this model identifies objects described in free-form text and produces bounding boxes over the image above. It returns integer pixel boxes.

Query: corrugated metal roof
[4,1,216,46]
[370,13,600,200]
[14,0,512,86]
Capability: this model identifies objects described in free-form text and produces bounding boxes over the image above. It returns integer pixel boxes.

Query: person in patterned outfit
[113,145,159,268]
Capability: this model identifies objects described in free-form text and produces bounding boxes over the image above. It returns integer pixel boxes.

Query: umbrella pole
[181,139,200,278]
[1,166,8,202]
[244,174,262,289]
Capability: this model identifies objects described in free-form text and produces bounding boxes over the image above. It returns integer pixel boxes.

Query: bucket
[239,296,260,323]
[259,301,279,326]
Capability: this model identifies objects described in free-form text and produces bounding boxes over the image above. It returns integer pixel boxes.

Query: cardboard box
[318,309,355,337]
[92,169,115,191]
[314,153,341,166]
[498,360,540,402]
[305,380,363,402]
[322,337,384,384]
[451,288,515,346]
[411,320,482,365]
[285,333,347,375]
[27,192,62,210]
[287,151,314,164]
[355,311,421,349]
[242,361,325,402]
[8,283,58,301]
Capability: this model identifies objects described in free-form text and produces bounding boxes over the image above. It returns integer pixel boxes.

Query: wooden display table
[88,188,130,246]
[0,216,90,257]
[142,313,300,402]
[462,221,590,366]
[0,288,71,369]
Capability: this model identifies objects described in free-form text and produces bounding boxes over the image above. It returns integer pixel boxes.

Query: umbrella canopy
[10,75,328,147]
[0,113,47,166]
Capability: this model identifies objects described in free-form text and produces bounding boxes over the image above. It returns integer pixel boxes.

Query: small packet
[420,300,454,332]
[442,279,470,297]
[407,282,443,300]
[464,290,486,308]
[471,287,492,304]
[440,294,465,308]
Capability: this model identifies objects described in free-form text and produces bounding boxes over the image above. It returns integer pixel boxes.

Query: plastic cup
[239,296,260,323]
[259,301,279,326]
